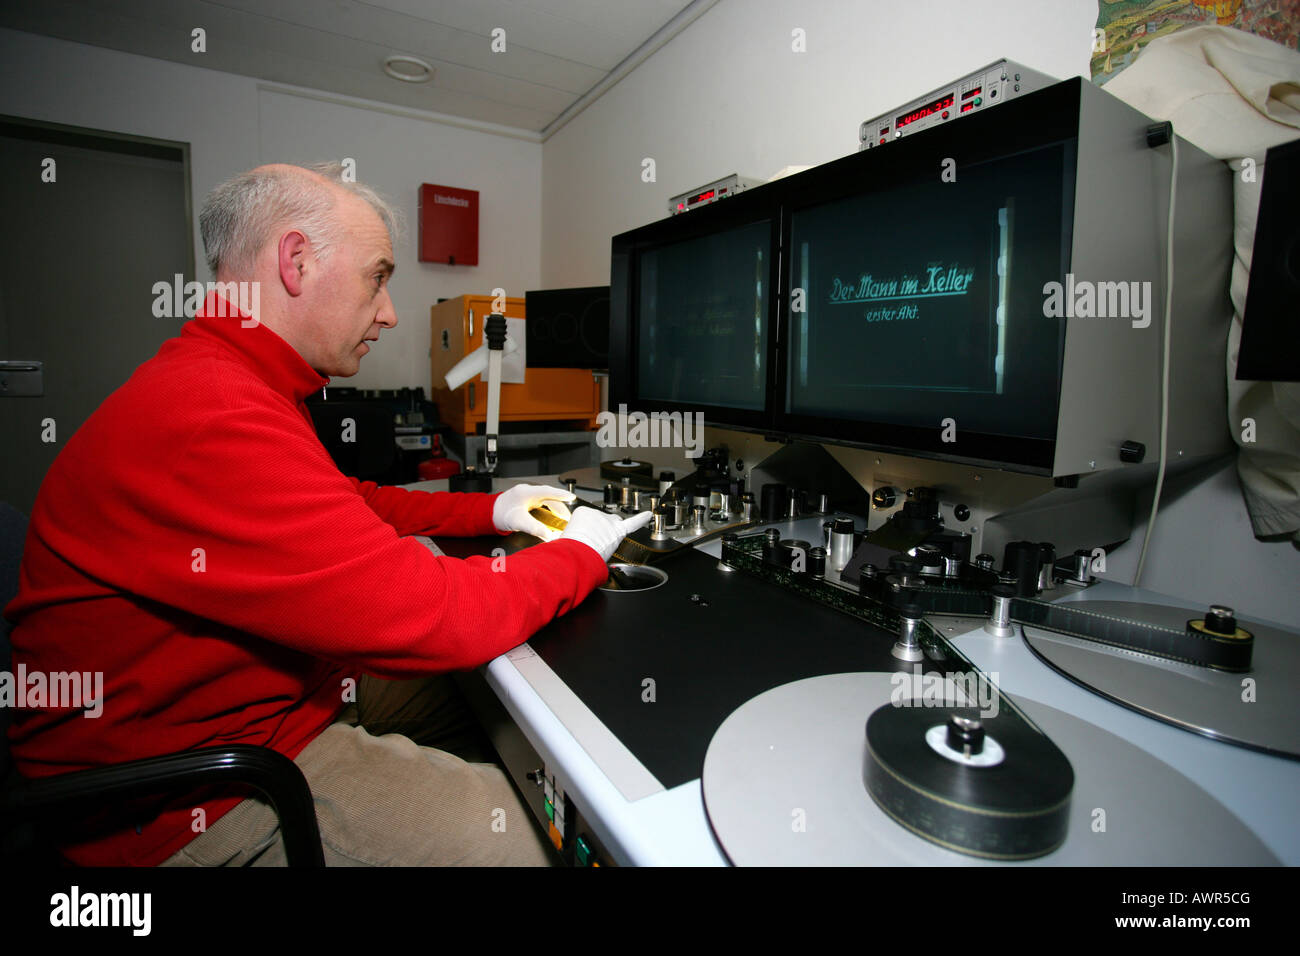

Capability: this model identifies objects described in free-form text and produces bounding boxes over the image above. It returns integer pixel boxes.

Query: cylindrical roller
[984,583,1018,638]
[1037,542,1056,591]
[786,488,802,520]
[760,483,787,521]
[689,504,707,532]
[1072,548,1092,584]
[891,602,926,662]
[650,507,670,541]
[829,517,855,572]
[916,546,944,577]
[1002,540,1041,597]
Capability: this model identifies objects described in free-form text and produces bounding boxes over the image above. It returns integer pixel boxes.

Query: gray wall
[0,25,544,397]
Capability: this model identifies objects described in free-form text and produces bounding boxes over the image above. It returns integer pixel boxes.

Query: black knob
[1120,440,1146,463]
[946,716,985,756]
[872,486,897,509]
[760,483,788,521]
[603,483,617,505]
[659,470,675,484]
[832,517,855,534]
[916,546,944,572]
[953,503,970,522]
[1002,540,1041,597]
[900,602,922,622]
[808,546,827,577]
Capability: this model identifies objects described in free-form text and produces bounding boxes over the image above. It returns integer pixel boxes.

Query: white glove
[559,507,652,562]
[492,484,576,540]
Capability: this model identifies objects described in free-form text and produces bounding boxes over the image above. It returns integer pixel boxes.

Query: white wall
[541,0,1099,287]
[0,26,542,394]
[539,0,1300,628]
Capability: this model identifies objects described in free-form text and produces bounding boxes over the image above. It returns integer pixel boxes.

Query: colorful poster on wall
[1092,0,1299,83]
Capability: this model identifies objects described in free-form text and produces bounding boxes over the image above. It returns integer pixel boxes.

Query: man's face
[301,193,397,377]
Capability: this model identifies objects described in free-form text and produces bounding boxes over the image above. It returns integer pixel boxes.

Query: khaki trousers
[160,674,554,867]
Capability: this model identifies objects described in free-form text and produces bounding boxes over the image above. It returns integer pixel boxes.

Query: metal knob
[892,603,926,662]
[984,584,1018,638]
[946,716,985,757]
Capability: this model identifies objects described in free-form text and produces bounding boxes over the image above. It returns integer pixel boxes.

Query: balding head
[199,163,398,280]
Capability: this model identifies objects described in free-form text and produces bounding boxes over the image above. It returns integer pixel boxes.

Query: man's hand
[559,507,652,562]
[492,484,577,540]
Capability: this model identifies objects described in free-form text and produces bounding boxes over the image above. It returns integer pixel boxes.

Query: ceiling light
[384,55,433,83]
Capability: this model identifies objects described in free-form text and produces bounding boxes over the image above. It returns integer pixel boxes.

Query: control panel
[858,59,1056,149]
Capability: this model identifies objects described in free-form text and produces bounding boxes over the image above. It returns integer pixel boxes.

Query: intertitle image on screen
[785,143,1069,446]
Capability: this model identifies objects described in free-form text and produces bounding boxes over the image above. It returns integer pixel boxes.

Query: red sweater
[5,298,608,865]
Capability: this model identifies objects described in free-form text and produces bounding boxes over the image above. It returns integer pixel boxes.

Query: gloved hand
[492,484,576,540]
[559,507,652,562]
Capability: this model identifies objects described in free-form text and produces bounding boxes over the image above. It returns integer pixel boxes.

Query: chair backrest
[0,503,29,780]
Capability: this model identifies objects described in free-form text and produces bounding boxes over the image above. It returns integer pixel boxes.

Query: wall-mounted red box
[418,183,478,265]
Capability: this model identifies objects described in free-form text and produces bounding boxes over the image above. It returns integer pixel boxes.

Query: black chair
[0,502,325,867]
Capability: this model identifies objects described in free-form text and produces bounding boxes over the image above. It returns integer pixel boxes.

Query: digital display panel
[897,93,955,129]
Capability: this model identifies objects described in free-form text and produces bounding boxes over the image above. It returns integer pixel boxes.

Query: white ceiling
[0,0,712,134]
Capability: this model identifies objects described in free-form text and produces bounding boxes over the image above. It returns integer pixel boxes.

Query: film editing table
[405,477,1300,867]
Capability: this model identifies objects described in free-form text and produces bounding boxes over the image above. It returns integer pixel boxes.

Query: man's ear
[278,229,311,297]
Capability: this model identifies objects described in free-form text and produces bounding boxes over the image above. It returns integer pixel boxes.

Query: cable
[1133,133,1178,588]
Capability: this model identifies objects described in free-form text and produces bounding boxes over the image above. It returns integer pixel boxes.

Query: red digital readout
[962,86,982,101]
[688,189,715,205]
[896,93,955,129]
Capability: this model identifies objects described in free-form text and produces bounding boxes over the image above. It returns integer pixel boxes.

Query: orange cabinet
[430,295,601,435]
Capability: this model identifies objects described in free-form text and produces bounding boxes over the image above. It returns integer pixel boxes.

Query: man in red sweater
[5,162,645,865]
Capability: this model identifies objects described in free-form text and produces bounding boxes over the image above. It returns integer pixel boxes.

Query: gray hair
[199,162,399,278]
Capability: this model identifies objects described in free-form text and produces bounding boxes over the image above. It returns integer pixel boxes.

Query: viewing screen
[786,143,1070,441]
[637,220,769,411]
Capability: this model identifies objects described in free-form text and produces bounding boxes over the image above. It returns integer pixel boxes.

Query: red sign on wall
[419,183,479,265]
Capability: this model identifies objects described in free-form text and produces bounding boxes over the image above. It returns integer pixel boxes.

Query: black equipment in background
[524,286,610,370]
[306,387,445,484]
[1237,137,1300,383]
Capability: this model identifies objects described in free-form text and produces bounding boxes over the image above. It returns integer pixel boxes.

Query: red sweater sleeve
[95,398,607,677]
[346,477,504,538]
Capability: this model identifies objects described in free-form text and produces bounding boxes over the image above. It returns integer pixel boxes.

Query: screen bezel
[609,186,782,433]
[770,80,1082,473]
[608,78,1084,473]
